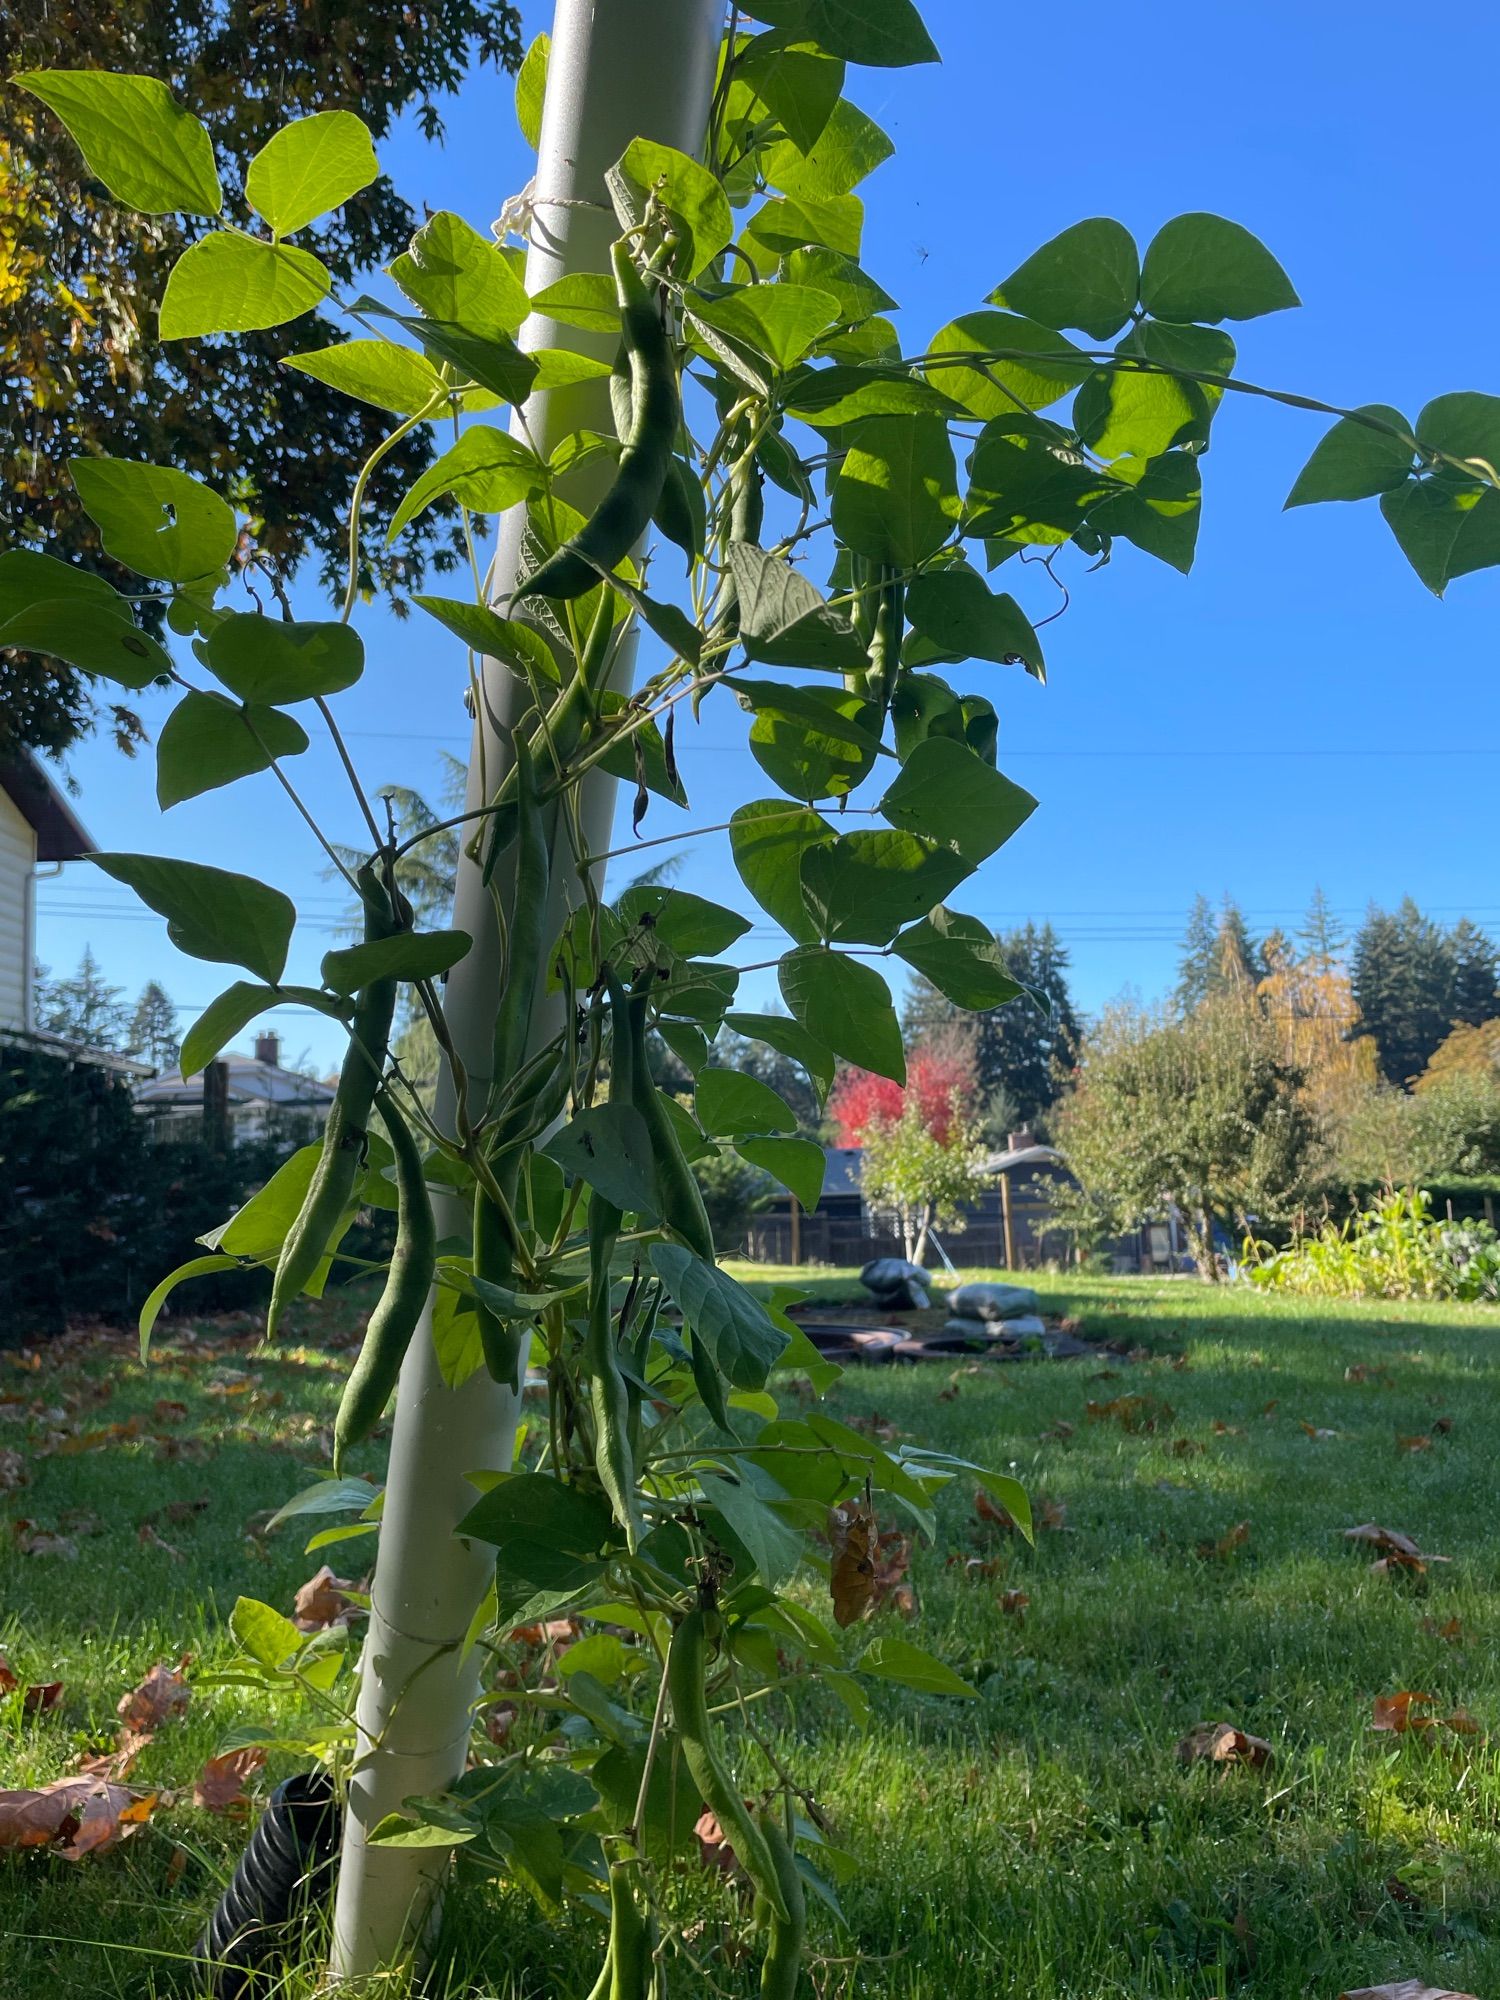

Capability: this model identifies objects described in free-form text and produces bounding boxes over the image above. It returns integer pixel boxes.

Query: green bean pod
[518,240,677,602]
[755,1808,807,2000]
[666,1608,789,1923]
[333,1094,435,1473]
[597,1852,655,2000]
[490,730,551,1101]
[474,1181,526,1392]
[267,861,401,1338]
[584,1120,640,1548]
[625,975,715,1263]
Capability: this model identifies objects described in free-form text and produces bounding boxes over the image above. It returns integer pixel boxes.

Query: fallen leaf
[1420,1616,1464,1644]
[999,1590,1029,1619]
[292,1567,361,1632]
[193,1746,266,1814]
[1177,1721,1273,1769]
[0,1656,15,1693]
[0,1777,156,1856]
[828,1501,875,1628]
[1299,1421,1338,1441]
[11,1521,78,1559]
[694,1807,740,1877]
[22,1681,63,1715]
[871,1530,916,1620]
[1086,1393,1173,1433]
[138,1522,185,1560]
[1344,1524,1448,1578]
[1171,1437,1203,1458]
[1345,1363,1395,1386]
[1372,1691,1437,1733]
[1196,1521,1250,1562]
[1339,1983,1480,2000]
[152,1400,189,1425]
[1432,1416,1454,1435]
[118,1661,190,1734]
[1039,1420,1075,1442]
[1210,1419,1242,1436]
[76,1731,152,1782]
[1397,1435,1432,1454]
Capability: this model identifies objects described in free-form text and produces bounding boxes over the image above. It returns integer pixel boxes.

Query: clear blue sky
[38,0,1500,1073]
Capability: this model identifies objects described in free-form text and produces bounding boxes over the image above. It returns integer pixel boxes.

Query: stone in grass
[859,1258,931,1310]
[948,1280,1040,1321]
[941,1312,1049,1344]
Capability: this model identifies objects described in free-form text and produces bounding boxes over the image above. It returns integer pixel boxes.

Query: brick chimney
[254,1031,281,1068]
[1007,1128,1037,1153]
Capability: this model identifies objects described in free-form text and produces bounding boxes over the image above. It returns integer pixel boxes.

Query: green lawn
[4,1271,1500,1997]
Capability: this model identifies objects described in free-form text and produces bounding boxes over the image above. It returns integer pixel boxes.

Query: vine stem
[341,391,447,623]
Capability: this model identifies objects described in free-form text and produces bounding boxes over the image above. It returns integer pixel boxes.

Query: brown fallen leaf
[1085,1393,1174,1434]
[292,1567,361,1632]
[1345,1362,1395,1386]
[1371,1691,1437,1733]
[22,1681,63,1715]
[0,1777,156,1857]
[193,1746,266,1814]
[1299,1421,1338,1441]
[1171,1437,1203,1458]
[76,1730,152,1782]
[118,1660,190,1735]
[1177,1721,1273,1769]
[1210,1418,1243,1435]
[694,1807,740,1877]
[828,1501,875,1627]
[138,1522,185,1560]
[11,1521,78,1559]
[871,1529,916,1620]
[1432,1416,1454,1435]
[1340,1984,1480,2000]
[152,1400,189,1425]
[1196,1521,1250,1562]
[999,1589,1029,1619]
[0,1656,16,1693]
[1397,1435,1432,1454]
[1420,1616,1464,1644]
[1343,1524,1448,1578]
[1040,1420,1075,1442]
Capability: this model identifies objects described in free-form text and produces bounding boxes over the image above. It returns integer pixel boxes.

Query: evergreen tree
[1296,885,1347,972]
[1350,898,1493,1087]
[903,921,1079,1130]
[34,946,131,1050]
[1176,895,1261,1009]
[1175,894,1219,1011]
[1450,916,1499,1026]
[128,981,180,1072]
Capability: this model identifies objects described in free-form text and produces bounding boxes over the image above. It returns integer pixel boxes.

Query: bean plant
[6,2,1497,1991]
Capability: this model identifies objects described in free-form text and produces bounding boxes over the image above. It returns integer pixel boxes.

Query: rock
[859,1258,931,1310]
[941,1316,992,1343]
[948,1280,1041,1322]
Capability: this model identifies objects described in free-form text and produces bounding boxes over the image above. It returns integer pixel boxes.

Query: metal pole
[329,3,723,1977]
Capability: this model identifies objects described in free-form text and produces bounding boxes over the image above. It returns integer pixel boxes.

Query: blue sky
[38,0,1500,1073]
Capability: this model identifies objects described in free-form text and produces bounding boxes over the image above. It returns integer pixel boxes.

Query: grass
[4,1269,1500,1997]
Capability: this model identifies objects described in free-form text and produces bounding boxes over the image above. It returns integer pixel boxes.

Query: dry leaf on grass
[137,1522,184,1560]
[1177,1721,1274,1769]
[0,1777,156,1857]
[1343,1524,1448,1577]
[0,1656,16,1693]
[1420,1616,1464,1644]
[1340,1984,1480,2000]
[1397,1435,1433,1454]
[1371,1692,1482,1741]
[1086,1393,1174,1433]
[828,1501,875,1627]
[21,1681,63,1714]
[871,1530,916,1620]
[1196,1521,1250,1562]
[999,1590,1029,1618]
[694,1807,740,1876]
[11,1520,78,1559]
[118,1660,190,1734]
[292,1567,362,1632]
[193,1746,266,1813]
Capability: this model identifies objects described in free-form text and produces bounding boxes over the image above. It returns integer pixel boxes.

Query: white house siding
[0,786,35,1031]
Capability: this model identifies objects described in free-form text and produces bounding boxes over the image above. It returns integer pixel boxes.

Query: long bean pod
[624,972,715,1263]
[333,1093,435,1473]
[267,860,401,1338]
[755,1808,807,2000]
[518,240,677,602]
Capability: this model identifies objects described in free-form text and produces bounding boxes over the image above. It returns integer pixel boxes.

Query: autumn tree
[0,0,521,758]
[830,1042,987,1263]
[1352,899,1499,1086]
[1176,894,1263,1011]
[1257,927,1377,1133]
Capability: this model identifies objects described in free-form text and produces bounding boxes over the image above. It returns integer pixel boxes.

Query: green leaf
[0,594,169,690]
[516,32,549,150]
[352,296,538,407]
[854,1635,976,1698]
[16,70,221,215]
[892,908,1024,1010]
[1414,391,1500,476]
[412,596,560,683]
[613,887,751,958]
[905,565,1045,675]
[879,737,1037,863]
[92,853,295,984]
[1087,449,1201,572]
[1117,318,1236,419]
[543,1103,660,1218]
[696,1067,798,1137]
[200,614,363,705]
[801,828,967,945]
[748,1,939,67]
[832,414,959,566]
[724,1011,835,1105]
[246,111,378,236]
[778,945,904,1081]
[156,691,308,808]
[693,284,842,372]
[730,800,835,943]
[591,1741,703,1861]
[181,980,345,1079]
[231,1596,306,1672]
[69,457,237,582]
[387,426,543,541]
[649,1245,789,1389]
[367,1814,477,1850]
[735,33,845,152]
[138,1253,237,1360]
[202,1144,351,1301]
[1379,478,1500,596]
[429,1286,486,1391]
[784,247,896,324]
[1284,404,1413,507]
[1140,212,1299,324]
[962,416,1106,547]
[0,547,121,622]
[761,98,893,202]
[284,339,446,415]
[528,271,617,332]
[1073,367,1205,461]
[658,1021,709,1073]
[926,312,1089,419]
[742,192,864,261]
[735,1135,825,1212]
[727,543,868,671]
[389,211,530,335]
[321,930,472,994]
[159,232,331,338]
[699,1471,804,1586]
[596,695,689,811]
[782,364,964,429]
[737,680,883,801]
[617,139,731,279]
[991,217,1139,340]
[455,1474,615,1597]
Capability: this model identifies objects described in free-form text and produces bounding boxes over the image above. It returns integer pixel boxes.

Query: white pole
[329,3,723,1977]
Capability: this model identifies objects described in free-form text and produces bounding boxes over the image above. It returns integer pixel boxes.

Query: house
[134,1030,336,1146]
[0,750,94,1038]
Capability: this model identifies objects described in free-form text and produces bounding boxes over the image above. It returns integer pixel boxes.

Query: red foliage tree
[830,1042,977,1148]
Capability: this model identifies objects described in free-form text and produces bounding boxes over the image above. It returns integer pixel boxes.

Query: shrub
[1245,1187,1500,1302]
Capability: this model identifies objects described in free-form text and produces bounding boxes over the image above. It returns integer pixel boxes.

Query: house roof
[981,1142,1067,1175]
[0,751,94,862]
[135,1050,338,1107]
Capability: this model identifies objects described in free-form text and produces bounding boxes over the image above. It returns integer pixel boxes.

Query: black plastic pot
[193,1772,340,1996]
